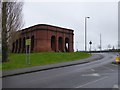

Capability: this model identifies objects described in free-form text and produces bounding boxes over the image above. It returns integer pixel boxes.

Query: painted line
[91,69,95,71]
[75,76,108,88]
[111,63,118,67]
[99,72,118,76]
[81,73,100,77]
[102,66,115,71]
[113,84,119,88]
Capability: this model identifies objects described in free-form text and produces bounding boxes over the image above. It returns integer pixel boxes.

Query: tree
[1,1,24,62]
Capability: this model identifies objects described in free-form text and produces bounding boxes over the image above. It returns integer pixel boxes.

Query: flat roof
[21,24,74,32]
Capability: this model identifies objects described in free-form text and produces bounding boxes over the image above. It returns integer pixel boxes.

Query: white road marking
[82,73,100,77]
[102,66,115,71]
[91,69,95,71]
[113,84,119,88]
[75,76,108,88]
[111,63,118,67]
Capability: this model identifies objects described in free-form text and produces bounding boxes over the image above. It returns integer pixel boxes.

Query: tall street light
[85,17,90,51]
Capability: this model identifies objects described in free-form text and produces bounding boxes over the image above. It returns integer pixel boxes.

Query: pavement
[2,53,104,77]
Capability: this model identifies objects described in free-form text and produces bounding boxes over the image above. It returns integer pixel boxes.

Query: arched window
[58,37,63,52]
[51,36,56,51]
[65,38,69,52]
[15,39,18,53]
[31,35,34,52]
[12,42,15,53]
[18,38,21,53]
[22,37,25,53]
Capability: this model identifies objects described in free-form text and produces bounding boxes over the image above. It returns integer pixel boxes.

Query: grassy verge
[0,54,1,70]
[0,63,1,70]
[2,52,91,70]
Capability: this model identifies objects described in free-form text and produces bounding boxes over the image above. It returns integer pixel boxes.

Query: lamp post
[85,17,90,51]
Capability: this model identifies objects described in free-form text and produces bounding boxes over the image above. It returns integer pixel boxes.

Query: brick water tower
[12,24,74,53]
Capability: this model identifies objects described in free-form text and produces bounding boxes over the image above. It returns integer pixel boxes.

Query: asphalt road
[2,53,119,88]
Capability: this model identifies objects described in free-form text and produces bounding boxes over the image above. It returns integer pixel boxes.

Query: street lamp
[85,17,90,51]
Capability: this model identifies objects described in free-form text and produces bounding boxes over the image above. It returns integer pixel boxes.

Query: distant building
[12,24,74,53]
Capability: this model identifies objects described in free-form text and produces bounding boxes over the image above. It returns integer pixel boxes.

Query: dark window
[51,36,56,51]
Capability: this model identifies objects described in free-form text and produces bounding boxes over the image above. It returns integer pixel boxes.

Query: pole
[85,18,87,51]
[90,44,91,54]
[100,34,102,52]
[89,41,92,54]
[25,39,31,65]
[28,45,31,64]
[84,17,90,51]
[26,45,28,64]
[76,41,78,52]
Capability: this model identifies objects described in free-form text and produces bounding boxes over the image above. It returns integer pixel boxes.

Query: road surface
[2,53,119,88]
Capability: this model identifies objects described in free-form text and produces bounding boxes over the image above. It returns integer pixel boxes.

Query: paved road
[2,53,119,88]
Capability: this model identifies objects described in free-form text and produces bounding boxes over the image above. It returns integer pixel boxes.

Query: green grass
[0,54,1,70]
[2,52,91,70]
[0,63,2,70]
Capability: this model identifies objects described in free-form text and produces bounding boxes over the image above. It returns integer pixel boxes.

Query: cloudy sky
[23,0,119,51]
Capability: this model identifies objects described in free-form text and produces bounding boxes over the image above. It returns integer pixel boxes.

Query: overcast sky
[23,0,119,51]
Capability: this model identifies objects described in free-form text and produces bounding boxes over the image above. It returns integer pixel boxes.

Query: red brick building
[12,24,74,53]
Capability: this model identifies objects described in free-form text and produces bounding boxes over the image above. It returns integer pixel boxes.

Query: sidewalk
[2,54,104,77]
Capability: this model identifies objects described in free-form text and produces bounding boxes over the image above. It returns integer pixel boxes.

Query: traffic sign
[26,39,31,46]
[89,41,92,44]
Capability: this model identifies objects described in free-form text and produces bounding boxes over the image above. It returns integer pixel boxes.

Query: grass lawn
[2,52,91,70]
[0,63,1,70]
[0,54,1,70]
